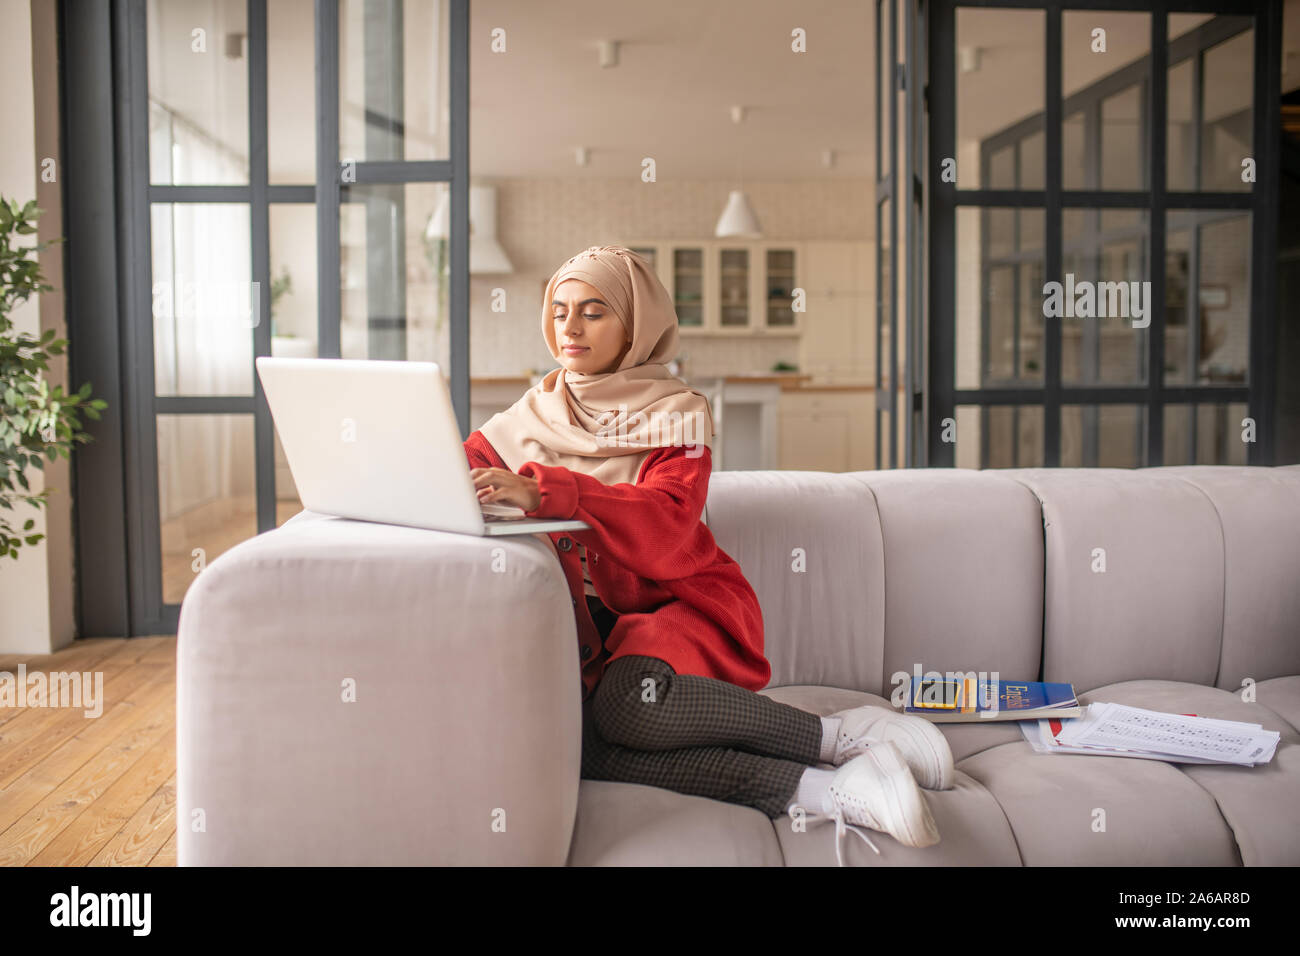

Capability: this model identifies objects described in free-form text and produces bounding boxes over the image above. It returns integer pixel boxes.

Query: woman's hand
[470,467,542,513]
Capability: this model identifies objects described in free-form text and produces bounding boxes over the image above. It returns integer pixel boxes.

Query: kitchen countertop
[691,374,874,392]
[471,376,532,386]
[710,372,811,385]
[779,383,875,392]
[470,374,874,392]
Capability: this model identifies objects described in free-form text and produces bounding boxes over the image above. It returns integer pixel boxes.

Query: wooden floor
[0,636,178,866]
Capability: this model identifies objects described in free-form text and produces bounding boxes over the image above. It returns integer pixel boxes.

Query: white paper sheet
[1018,702,1281,766]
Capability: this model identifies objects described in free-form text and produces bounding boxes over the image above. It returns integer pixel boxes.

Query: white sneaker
[829,703,956,790]
[802,740,941,866]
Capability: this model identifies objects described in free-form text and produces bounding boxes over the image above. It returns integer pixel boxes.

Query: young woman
[462,245,953,864]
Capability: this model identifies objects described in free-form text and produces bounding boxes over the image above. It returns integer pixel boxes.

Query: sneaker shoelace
[810,785,884,866]
[835,727,882,767]
[829,806,880,866]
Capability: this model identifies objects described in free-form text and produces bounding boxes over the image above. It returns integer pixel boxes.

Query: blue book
[903,675,1081,722]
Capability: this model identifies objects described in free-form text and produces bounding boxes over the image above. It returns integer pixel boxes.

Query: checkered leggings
[581,596,824,818]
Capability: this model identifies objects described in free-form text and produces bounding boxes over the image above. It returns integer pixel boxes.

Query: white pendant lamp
[715,105,763,238]
[424,184,515,274]
[715,189,763,238]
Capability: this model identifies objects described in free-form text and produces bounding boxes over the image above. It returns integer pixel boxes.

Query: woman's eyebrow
[552,298,609,308]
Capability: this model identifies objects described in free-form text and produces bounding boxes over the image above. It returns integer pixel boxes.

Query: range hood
[425,183,515,274]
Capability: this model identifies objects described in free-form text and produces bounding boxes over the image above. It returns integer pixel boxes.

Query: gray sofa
[176,463,1300,866]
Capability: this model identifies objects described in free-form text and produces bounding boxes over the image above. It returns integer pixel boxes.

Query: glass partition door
[929,1,1280,468]
[112,0,469,633]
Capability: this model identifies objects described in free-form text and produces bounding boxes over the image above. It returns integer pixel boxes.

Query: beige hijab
[479,245,714,486]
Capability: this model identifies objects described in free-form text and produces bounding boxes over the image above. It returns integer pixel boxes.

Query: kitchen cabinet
[620,239,804,335]
[798,240,875,384]
[778,388,876,472]
[469,376,876,473]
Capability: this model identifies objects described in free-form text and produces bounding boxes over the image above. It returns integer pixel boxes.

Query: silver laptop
[255,357,589,536]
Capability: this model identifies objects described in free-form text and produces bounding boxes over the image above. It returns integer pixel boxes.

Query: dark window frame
[875,0,928,470]
[62,0,470,635]
[928,0,1281,468]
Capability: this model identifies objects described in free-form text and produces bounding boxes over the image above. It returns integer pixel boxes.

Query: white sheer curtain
[150,101,254,526]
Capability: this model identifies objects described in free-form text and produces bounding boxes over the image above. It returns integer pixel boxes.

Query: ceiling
[471,0,1300,180]
[148,0,1300,183]
[469,0,874,180]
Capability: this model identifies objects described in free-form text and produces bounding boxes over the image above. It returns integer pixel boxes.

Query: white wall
[0,0,74,655]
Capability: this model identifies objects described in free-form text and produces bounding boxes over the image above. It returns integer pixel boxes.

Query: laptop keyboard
[482,510,528,522]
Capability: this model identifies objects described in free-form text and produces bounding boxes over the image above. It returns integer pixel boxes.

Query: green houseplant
[269,265,292,337]
[0,197,106,561]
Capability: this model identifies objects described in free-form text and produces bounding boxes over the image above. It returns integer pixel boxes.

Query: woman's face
[552,278,632,375]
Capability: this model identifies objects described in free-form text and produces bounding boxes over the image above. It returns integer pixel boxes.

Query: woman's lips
[563,346,589,354]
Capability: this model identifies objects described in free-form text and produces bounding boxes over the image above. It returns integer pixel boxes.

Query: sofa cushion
[1140,466,1300,689]
[959,740,1240,865]
[704,471,887,693]
[1074,679,1300,866]
[1254,676,1300,733]
[846,471,1045,703]
[994,468,1224,693]
[705,469,1044,700]
[567,780,784,865]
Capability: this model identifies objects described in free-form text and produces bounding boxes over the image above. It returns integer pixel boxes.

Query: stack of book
[902,675,1081,722]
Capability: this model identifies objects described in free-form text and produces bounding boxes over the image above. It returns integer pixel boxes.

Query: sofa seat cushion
[960,679,1300,865]
[959,739,1240,865]
[1073,679,1300,866]
[758,685,1023,865]
[567,780,784,865]
[1253,675,1300,735]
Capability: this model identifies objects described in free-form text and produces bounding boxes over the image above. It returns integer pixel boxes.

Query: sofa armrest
[176,510,581,864]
